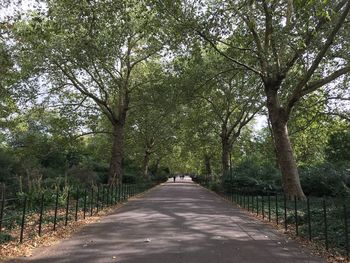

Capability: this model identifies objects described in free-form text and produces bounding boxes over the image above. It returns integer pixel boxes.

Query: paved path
[11,180,325,263]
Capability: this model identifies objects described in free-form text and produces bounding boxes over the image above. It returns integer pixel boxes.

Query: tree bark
[142,150,151,179]
[109,122,124,186]
[154,156,161,174]
[204,154,212,177]
[266,89,306,200]
[221,135,231,177]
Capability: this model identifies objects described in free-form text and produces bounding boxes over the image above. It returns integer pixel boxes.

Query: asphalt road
[10,178,325,263]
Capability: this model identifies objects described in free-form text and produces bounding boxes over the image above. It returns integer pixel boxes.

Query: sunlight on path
[10,181,325,263]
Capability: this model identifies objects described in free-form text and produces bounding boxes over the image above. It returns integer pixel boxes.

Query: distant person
[173,175,176,182]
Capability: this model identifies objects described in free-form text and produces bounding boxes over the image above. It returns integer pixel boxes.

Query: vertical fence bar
[0,184,5,232]
[323,199,328,250]
[294,196,298,236]
[90,187,94,216]
[247,195,250,211]
[38,193,44,236]
[106,187,110,206]
[96,186,100,213]
[20,196,27,243]
[262,195,265,219]
[101,186,105,209]
[284,194,287,231]
[307,197,312,241]
[344,204,349,260]
[83,189,87,219]
[268,194,271,222]
[65,190,70,226]
[75,188,79,221]
[53,190,59,231]
[276,194,278,225]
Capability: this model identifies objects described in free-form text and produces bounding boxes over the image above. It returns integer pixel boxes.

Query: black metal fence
[193,181,350,260]
[0,183,154,244]
[218,187,349,259]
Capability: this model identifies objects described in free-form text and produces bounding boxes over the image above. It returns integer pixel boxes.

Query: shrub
[300,162,350,197]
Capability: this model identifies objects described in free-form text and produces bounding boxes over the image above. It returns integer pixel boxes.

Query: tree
[126,68,179,179]
[177,49,263,177]
[14,0,165,185]
[163,0,350,198]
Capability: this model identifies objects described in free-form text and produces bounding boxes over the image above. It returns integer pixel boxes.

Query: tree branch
[196,30,263,76]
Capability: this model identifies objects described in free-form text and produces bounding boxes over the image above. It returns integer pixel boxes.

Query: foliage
[300,162,350,197]
[326,129,350,164]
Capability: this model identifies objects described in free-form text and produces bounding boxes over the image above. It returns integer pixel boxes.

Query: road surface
[10,178,325,263]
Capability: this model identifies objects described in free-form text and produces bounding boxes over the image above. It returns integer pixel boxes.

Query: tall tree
[126,67,179,179]
[161,0,350,198]
[14,0,164,185]
[177,50,263,177]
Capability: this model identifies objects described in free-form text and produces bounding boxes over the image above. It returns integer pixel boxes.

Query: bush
[300,162,350,197]
[151,168,169,183]
[223,159,282,193]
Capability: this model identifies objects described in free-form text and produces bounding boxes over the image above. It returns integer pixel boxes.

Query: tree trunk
[109,122,124,186]
[154,157,161,174]
[142,150,151,179]
[266,89,306,200]
[221,136,231,177]
[204,154,212,177]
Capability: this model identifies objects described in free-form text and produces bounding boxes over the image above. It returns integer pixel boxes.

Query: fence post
[323,198,328,250]
[284,194,287,231]
[247,195,250,211]
[256,195,259,215]
[276,194,278,225]
[101,186,105,209]
[344,204,349,260]
[106,187,110,206]
[262,195,265,219]
[65,190,70,226]
[90,187,94,216]
[268,194,271,222]
[53,190,59,231]
[20,196,27,243]
[96,186,100,213]
[75,188,79,221]
[38,193,44,236]
[0,184,5,232]
[83,189,87,219]
[307,197,312,241]
[294,196,298,236]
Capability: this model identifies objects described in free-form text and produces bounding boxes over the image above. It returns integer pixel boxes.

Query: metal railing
[0,183,154,244]
[203,184,350,260]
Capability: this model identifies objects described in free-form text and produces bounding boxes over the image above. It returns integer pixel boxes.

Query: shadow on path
[9,182,325,263]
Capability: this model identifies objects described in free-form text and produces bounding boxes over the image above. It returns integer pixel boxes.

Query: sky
[0,0,46,21]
